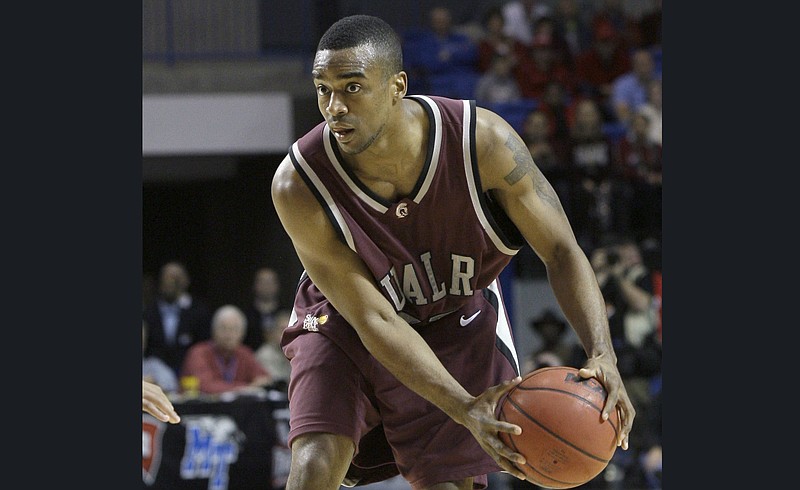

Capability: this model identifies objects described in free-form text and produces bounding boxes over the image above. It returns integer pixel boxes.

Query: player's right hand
[460,376,528,480]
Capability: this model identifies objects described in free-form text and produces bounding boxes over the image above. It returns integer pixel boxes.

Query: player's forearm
[354,308,475,423]
[546,248,617,363]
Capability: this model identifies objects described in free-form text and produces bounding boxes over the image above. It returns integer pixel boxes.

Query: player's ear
[392,71,407,100]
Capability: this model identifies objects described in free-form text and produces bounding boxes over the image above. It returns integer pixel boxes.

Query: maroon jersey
[288,95,525,325]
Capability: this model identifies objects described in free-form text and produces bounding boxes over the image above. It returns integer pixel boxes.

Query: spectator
[242,266,285,352]
[502,0,553,47]
[583,236,660,388]
[530,15,575,69]
[538,81,574,148]
[255,308,293,390]
[474,53,522,105]
[476,6,527,73]
[574,19,632,122]
[550,0,594,64]
[591,0,638,49]
[143,261,212,376]
[142,319,179,394]
[181,304,272,395]
[617,112,661,242]
[637,78,662,146]
[521,108,569,179]
[636,0,662,49]
[583,235,661,489]
[566,98,628,249]
[402,5,480,99]
[610,47,660,127]
[521,309,580,375]
[514,31,575,100]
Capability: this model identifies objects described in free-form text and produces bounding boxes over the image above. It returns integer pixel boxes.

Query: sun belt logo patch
[302,314,327,332]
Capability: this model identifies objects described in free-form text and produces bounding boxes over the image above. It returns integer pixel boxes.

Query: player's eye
[345,84,361,94]
[316,85,330,96]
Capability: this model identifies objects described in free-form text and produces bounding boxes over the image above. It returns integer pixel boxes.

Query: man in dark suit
[143,261,212,377]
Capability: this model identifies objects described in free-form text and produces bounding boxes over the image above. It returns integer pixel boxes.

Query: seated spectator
[521,309,580,375]
[255,308,293,390]
[402,6,480,99]
[566,98,629,249]
[610,48,660,128]
[550,0,594,65]
[538,81,574,148]
[474,53,522,105]
[636,0,662,49]
[530,15,575,70]
[476,6,527,74]
[143,261,212,377]
[521,108,570,180]
[514,32,575,101]
[181,305,272,395]
[637,79,662,146]
[617,112,661,242]
[142,319,179,394]
[591,0,638,50]
[502,0,553,47]
[242,266,286,352]
[574,20,632,122]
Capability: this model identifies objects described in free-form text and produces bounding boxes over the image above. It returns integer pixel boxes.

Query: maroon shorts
[282,280,520,489]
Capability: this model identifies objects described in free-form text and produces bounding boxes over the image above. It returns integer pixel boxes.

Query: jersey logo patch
[395,203,408,218]
[459,309,481,326]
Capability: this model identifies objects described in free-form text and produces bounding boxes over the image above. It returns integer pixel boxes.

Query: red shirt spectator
[181,305,272,395]
[574,21,631,102]
[476,6,528,73]
[514,32,575,99]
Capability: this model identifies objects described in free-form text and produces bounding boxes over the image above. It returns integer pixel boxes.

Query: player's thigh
[284,329,379,448]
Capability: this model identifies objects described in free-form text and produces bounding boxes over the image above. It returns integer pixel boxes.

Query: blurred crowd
[143,1,661,488]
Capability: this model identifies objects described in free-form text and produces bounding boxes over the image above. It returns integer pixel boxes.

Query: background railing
[142,0,503,64]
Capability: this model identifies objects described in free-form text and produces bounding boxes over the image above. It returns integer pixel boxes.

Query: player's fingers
[143,400,170,422]
[495,420,522,436]
[495,376,522,396]
[488,438,527,480]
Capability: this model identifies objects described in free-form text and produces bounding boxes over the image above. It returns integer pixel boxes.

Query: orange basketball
[498,366,619,489]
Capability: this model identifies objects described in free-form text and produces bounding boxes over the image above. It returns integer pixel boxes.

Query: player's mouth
[330,125,355,142]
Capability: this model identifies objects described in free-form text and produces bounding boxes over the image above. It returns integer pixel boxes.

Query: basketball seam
[510,386,619,433]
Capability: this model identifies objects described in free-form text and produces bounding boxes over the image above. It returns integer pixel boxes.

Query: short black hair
[317,15,403,74]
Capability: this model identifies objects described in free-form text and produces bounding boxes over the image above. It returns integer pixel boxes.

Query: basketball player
[271,14,635,490]
[142,380,180,424]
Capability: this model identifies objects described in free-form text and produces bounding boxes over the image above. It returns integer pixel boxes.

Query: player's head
[316,15,402,78]
[312,15,407,155]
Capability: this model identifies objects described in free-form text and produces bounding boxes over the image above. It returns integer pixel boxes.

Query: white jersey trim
[462,101,519,256]
[488,279,520,372]
[291,142,357,252]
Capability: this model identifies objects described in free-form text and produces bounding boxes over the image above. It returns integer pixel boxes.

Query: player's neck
[344,98,428,172]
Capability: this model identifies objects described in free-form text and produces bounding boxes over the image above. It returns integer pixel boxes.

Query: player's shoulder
[474,104,519,149]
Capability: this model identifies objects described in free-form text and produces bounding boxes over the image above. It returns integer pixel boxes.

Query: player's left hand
[579,356,635,450]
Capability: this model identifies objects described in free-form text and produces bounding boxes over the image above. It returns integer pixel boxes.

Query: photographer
[585,234,662,488]
[588,235,658,375]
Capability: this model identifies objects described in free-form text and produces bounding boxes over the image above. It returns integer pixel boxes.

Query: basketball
[498,366,619,489]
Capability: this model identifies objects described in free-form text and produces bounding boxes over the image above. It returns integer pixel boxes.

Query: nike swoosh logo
[459,309,481,327]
